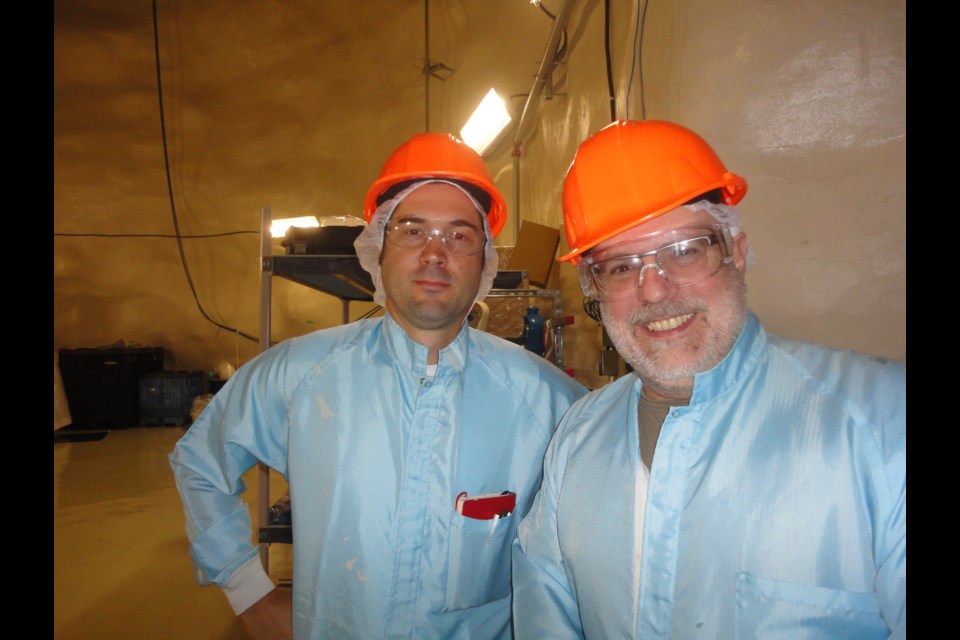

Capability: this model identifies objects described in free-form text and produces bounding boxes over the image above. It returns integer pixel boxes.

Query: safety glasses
[577,224,735,301]
[385,220,486,256]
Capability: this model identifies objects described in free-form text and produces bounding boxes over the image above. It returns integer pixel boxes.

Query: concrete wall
[54,0,906,391]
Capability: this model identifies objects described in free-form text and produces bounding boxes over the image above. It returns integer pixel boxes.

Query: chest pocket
[735,572,888,639]
[443,511,514,611]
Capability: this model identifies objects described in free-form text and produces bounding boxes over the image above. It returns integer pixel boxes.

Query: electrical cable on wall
[151,0,259,344]
[625,0,650,119]
[355,305,383,321]
[54,231,257,238]
[604,0,616,122]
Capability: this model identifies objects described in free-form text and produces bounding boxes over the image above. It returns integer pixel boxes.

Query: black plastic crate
[58,347,165,429]
[138,371,207,427]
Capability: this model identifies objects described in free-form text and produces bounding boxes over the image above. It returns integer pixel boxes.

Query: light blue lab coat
[512,312,905,639]
[169,312,585,639]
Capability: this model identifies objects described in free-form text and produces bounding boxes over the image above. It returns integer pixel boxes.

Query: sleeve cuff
[220,556,277,615]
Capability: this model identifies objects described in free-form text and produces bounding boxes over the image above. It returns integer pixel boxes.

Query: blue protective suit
[512,312,905,639]
[169,313,586,639]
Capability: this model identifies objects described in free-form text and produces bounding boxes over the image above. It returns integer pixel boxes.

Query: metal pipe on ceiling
[511,0,576,241]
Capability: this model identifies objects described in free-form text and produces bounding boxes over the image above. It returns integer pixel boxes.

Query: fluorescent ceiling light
[460,89,512,155]
[270,216,319,238]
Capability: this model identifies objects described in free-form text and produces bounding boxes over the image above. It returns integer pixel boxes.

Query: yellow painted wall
[54,0,905,391]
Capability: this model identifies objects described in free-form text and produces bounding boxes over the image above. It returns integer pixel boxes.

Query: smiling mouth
[645,313,693,332]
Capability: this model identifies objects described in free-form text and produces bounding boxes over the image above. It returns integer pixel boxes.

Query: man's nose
[638,263,670,303]
[419,232,448,263]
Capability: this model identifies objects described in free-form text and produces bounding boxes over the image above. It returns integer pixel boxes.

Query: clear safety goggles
[385,219,486,256]
[577,224,735,301]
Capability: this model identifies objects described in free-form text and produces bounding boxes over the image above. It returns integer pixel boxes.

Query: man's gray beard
[601,268,749,390]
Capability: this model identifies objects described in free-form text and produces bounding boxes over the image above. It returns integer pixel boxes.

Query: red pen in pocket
[455,491,517,520]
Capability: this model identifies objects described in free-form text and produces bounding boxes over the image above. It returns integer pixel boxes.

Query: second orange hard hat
[559,120,747,264]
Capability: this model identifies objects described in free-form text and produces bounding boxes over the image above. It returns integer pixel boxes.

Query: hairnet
[354,179,500,306]
[685,201,756,271]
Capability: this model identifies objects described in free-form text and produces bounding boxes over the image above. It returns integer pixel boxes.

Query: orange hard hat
[363,132,507,237]
[558,120,747,264]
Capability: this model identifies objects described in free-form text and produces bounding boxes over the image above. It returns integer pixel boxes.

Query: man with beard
[512,120,906,639]
[169,132,586,639]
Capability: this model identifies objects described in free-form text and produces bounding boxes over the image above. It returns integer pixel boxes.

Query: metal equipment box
[58,347,165,429]
[138,371,207,427]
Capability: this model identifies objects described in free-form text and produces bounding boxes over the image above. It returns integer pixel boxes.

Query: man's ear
[733,232,749,273]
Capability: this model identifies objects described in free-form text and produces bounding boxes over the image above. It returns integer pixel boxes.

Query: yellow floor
[54,426,292,639]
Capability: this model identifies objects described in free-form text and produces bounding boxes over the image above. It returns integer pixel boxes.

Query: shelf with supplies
[255,207,572,565]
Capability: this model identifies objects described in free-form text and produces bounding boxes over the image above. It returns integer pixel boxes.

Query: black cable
[637,0,649,119]
[626,0,650,120]
[151,0,258,344]
[54,231,258,238]
[355,305,384,321]
[604,0,616,121]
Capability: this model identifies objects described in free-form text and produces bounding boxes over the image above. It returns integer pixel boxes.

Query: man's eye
[603,260,640,276]
[403,226,425,237]
[667,239,705,259]
[447,231,466,242]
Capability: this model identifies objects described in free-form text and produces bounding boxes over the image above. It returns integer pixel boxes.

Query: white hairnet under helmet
[685,200,756,271]
[354,179,500,306]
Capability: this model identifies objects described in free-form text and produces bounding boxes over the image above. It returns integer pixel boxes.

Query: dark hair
[683,188,724,206]
[376,179,492,214]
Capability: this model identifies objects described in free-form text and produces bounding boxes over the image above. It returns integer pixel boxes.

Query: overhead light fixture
[460,89,512,156]
[270,216,319,238]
